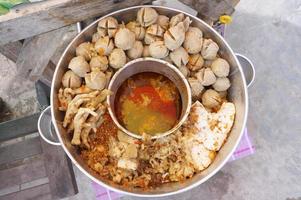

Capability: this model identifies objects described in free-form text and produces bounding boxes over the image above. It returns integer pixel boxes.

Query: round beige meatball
[127,41,143,59]
[97,28,106,38]
[156,15,169,29]
[201,89,221,109]
[114,28,135,50]
[169,13,184,27]
[89,56,108,71]
[137,7,158,27]
[126,21,145,40]
[62,70,82,89]
[149,41,169,59]
[144,33,162,45]
[85,70,107,90]
[92,32,103,43]
[211,58,230,77]
[169,47,189,67]
[188,78,204,99]
[212,77,231,91]
[146,24,165,37]
[97,17,118,38]
[164,22,185,50]
[68,56,90,77]
[195,68,216,86]
[76,42,92,61]
[169,13,191,31]
[184,27,203,54]
[109,48,126,69]
[182,17,191,31]
[188,53,204,71]
[201,39,219,60]
[95,36,114,56]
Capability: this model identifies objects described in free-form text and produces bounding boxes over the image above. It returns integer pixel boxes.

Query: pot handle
[38,106,61,146]
[235,53,255,88]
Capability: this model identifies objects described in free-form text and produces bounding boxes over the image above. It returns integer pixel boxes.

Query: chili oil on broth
[114,72,182,136]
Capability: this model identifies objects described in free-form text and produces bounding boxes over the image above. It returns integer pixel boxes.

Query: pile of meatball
[62,7,232,111]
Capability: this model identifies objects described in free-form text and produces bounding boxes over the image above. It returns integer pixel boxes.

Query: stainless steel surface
[76,22,82,33]
[107,57,191,139]
[49,5,248,197]
[38,106,60,146]
[235,53,255,87]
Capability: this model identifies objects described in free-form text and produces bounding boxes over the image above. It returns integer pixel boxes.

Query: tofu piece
[190,142,214,171]
[202,131,227,151]
[117,158,138,171]
[213,102,235,134]
[108,138,123,158]
[181,136,215,171]
[123,144,138,158]
[187,101,235,151]
[117,130,138,144]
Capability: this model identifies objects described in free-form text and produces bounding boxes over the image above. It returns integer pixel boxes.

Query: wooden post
[15,25,77,80]
[40,140,78,199]
[0,0,153,46]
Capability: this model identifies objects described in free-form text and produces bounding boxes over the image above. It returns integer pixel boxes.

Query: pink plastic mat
[92,128,255,200]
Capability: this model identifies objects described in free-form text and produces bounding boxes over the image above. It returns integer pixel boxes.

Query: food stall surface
[0,0,300,199]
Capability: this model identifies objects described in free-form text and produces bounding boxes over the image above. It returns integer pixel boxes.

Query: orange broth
[114,72,182,135]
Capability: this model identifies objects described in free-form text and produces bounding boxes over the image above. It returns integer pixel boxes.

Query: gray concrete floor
[1,0,300,199]
[0,53,39,122]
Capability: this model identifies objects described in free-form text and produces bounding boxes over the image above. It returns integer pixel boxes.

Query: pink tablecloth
[92,128,255,200]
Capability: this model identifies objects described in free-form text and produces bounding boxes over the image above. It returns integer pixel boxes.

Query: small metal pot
[107,57,192,139]
[38,5,255,197]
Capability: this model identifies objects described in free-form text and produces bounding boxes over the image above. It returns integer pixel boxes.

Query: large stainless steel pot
[38,5,255,197]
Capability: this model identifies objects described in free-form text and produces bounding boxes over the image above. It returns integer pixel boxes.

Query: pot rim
[50,5,249,197]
